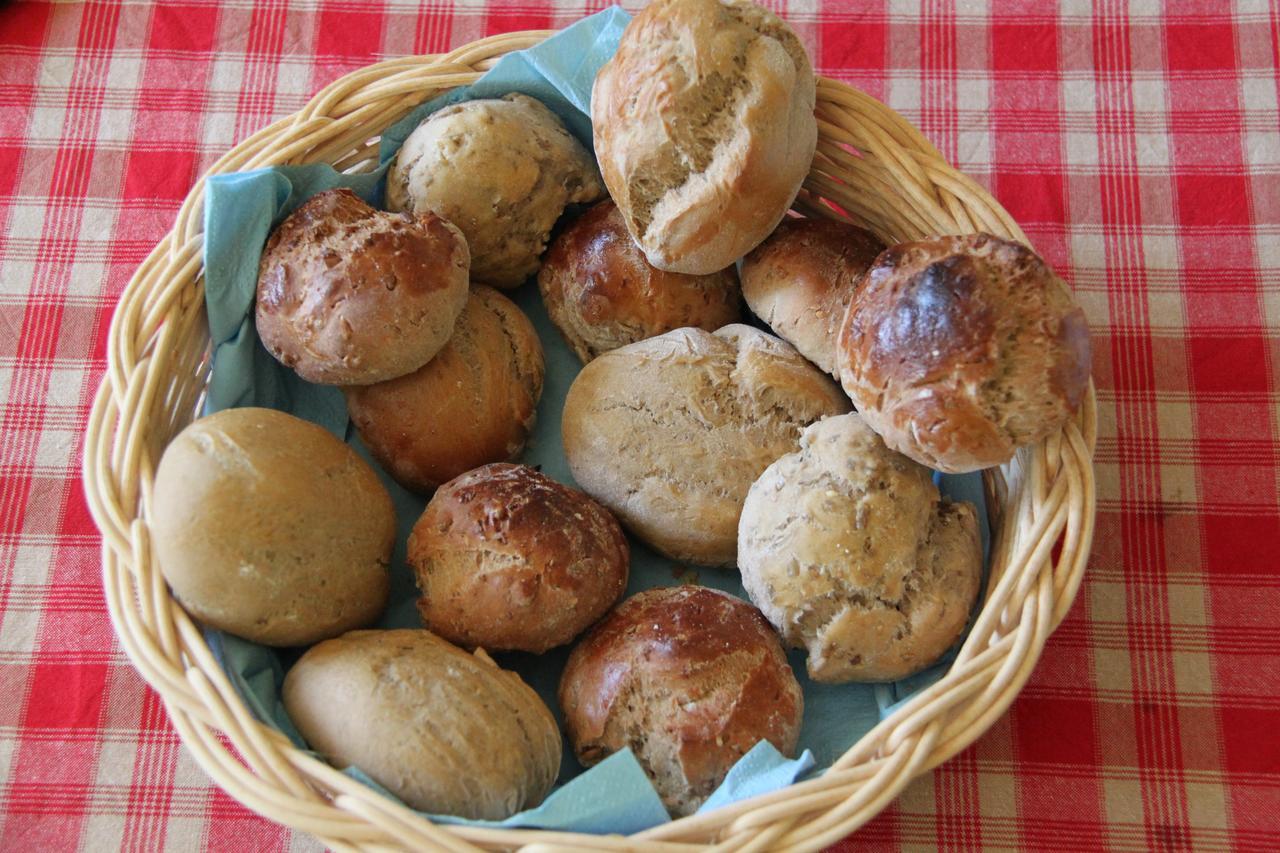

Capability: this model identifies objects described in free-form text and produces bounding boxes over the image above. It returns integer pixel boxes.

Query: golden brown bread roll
[255,188,469,385]
[537,199,741,362]
[387,93,605,287]
[407,463,629,654]
[835,233,1091,473]
[591,0,818,275]
[283,629,561,820]
[559,586,803,816]
[740,216,884,374]
[345,286,544,495]
[151,407,392,646]
[738,413,982,682]
[561,325,850,567]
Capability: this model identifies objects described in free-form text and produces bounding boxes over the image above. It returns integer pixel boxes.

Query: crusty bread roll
[561,325,850,566]
[151,408,392,646]
[739,413,982,682]
[559,586,802,816]
[283,629,560,820]
[741,216,884,374]
[407,464,629,654]
[537,199,742,362]
[255,188,469,385]
[345,286,544,495]
[592,0,818,275]
[387,93,605,287]
[836,233,1091,473]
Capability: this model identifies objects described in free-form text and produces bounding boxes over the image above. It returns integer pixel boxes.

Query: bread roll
[387,93,605,287]
[537,199,741,362]
[741,216,884,374]
[561,325,849,566]
[151,408,392,646]
[559,586,802,816]
[407,464,629,653]
[835,233,1091,473]
[738,413,982,682]
[592,0,818,275]
[283,629,560,820]
[255,188,469,385]
[345,286,544,495]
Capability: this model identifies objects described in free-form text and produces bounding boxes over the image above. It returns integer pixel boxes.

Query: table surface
[2,0,1278,850]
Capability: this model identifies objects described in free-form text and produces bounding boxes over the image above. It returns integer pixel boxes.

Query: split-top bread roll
[559,586,803,816]
[538,199,742,362]
[835,233,1091,473]
[283,629,561,820]
[345,286,544,495]
[387,93,605,287]
[255,188,469,385]
[151,407,393,646]
[741,216,885,374]
[562,325,850,567]
[592,0,818,275]
[738,413,982,682]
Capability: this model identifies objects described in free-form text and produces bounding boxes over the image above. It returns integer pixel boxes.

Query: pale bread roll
[741,216,884,374]
[561,325,850,566]
[283,629,560,820]
[738,413,982,682]
[151,407,392,646]
[387,93,605,287]
[592,0,818,275]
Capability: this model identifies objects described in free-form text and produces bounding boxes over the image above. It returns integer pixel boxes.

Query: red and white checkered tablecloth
[2,0,1278,849]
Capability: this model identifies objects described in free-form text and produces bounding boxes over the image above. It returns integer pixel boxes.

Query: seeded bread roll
[741,216,885,374]
[407,464,629,654]
[538,199,742,362]
[559,586,803,816]
[387,93,605,287]
[345,286,544,495]
[283,629,561,820]
[255,188,469,385]
[151,408,392,646]
[835,233,1091,473]
[561,325,850,566]
[739,413,982,682]
[592,0,818,275]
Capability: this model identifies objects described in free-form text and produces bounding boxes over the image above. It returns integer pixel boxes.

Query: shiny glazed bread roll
[835,233,1091,473]
[537,199,741,362]
[407,463,629,654]
[345,286,544,495]
[559,586,803,816]
[255,188,469,385]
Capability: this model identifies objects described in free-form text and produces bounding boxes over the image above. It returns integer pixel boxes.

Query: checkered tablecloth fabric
[1,0,1278,849]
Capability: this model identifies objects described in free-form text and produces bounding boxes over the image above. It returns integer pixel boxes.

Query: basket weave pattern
[84,32,1097,852]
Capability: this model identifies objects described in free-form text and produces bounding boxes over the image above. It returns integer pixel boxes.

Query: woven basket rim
[83,27,1098,853]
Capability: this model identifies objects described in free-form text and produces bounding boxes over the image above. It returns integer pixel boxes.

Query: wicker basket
[83,30,1097,853]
